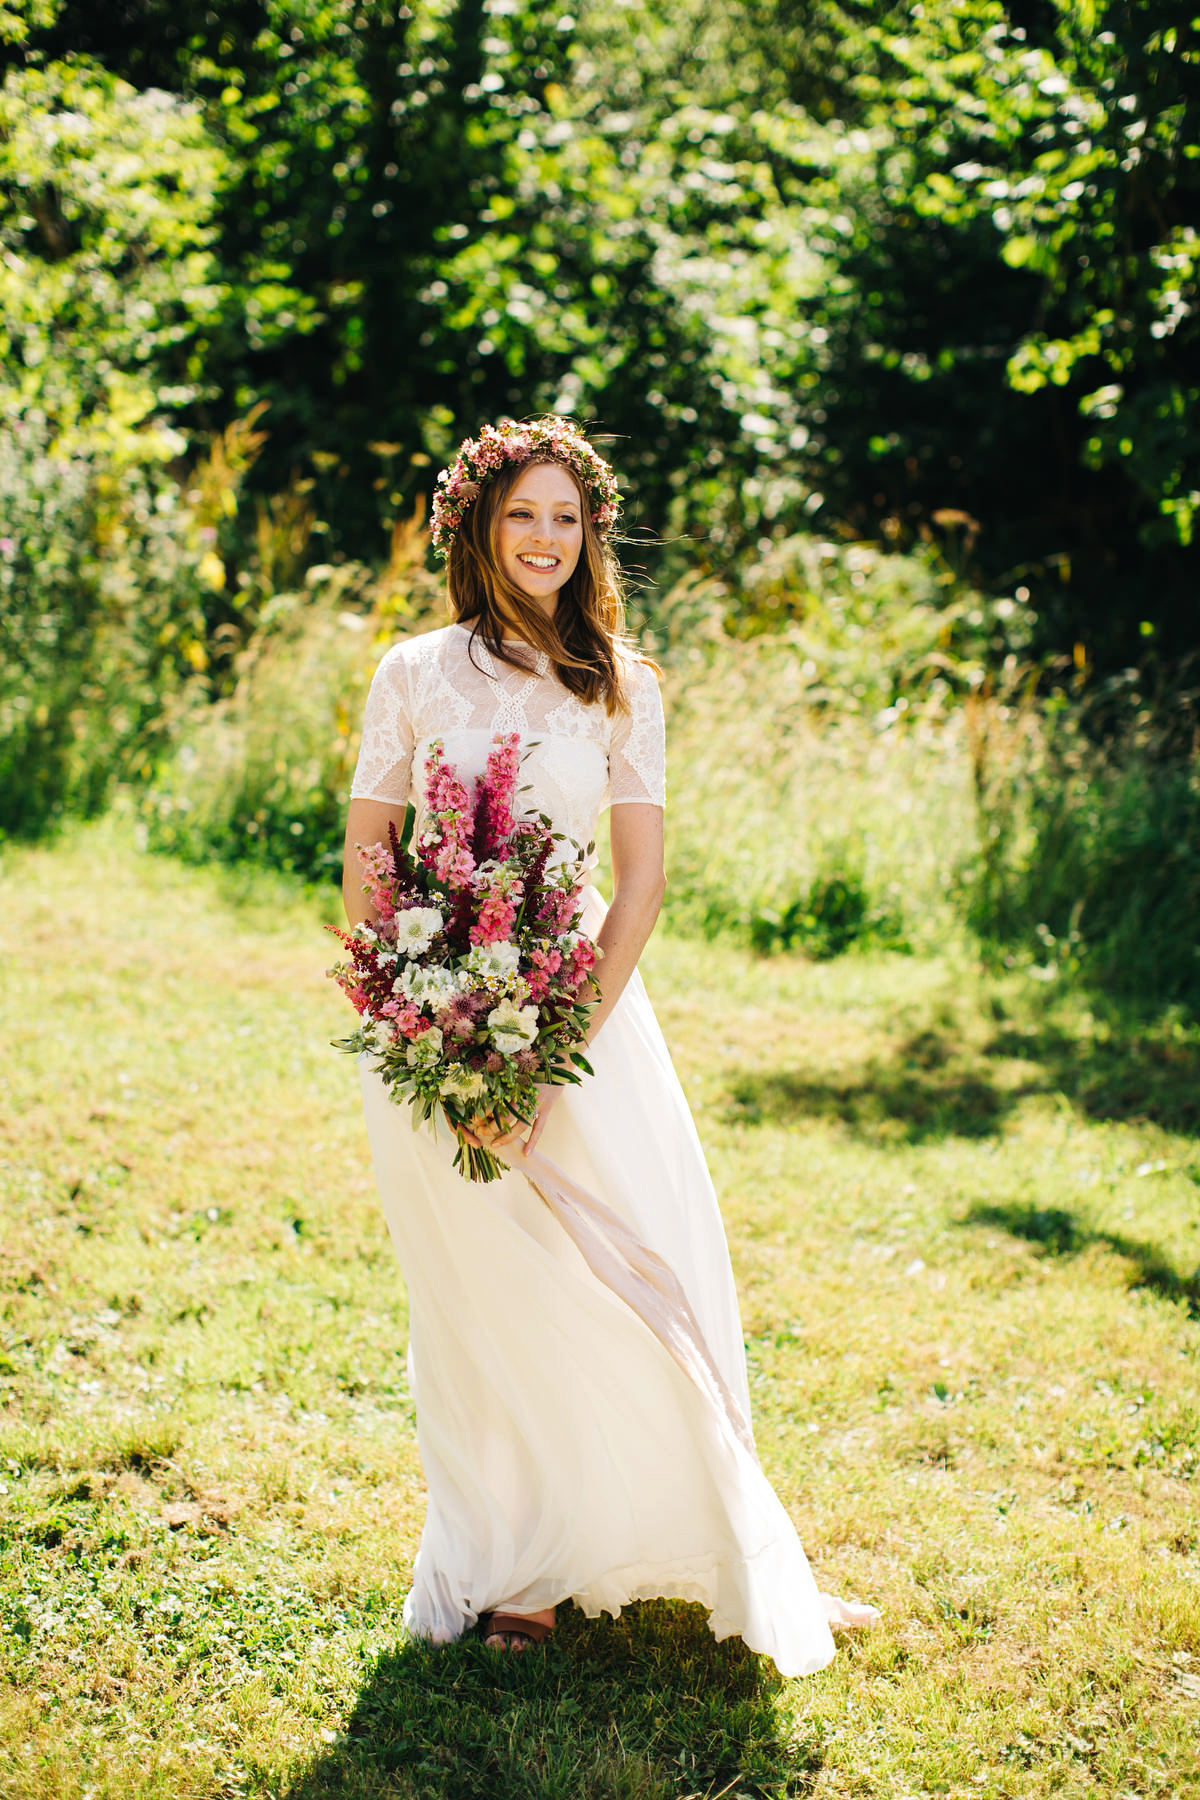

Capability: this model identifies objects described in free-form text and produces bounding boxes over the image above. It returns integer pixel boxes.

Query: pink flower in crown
[429,416,622,559]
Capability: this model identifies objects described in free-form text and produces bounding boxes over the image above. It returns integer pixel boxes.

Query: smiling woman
[339,416,879,1668]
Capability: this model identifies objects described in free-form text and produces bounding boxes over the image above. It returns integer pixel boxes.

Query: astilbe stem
[524,836,552,899]
[445,884,475,950]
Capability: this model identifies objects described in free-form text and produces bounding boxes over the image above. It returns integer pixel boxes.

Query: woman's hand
[515,1084,560,1158]
[451,1086,561,1162]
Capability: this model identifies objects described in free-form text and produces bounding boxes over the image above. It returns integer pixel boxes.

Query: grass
[661,637,970,955]
[1,819,1198,1799]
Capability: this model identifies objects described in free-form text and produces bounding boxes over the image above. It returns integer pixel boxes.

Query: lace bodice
[350,623,666,866]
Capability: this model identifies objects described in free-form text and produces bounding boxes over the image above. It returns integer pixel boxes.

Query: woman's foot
[821,1593,882,1632]
[482,1605,556,1651]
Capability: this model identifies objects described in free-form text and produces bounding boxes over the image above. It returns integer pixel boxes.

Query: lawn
[1,821,1197,1799]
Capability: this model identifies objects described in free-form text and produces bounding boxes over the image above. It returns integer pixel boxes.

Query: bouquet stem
[453,1140,508,1183]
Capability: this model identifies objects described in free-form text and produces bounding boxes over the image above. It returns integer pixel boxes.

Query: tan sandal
[481,1609,554,1651]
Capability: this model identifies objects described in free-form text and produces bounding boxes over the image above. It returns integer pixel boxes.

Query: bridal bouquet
[327,734,600,1181]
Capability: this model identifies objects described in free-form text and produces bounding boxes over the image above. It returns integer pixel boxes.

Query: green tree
[0,53,225,829]
[761,0,1200,670]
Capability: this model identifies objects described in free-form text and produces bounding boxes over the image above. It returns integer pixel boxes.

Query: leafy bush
[760,0,1200,671]
[0,408,214,836]
[747,867,905,959]
[657,531,1038,708]
[968,684,1200,1017]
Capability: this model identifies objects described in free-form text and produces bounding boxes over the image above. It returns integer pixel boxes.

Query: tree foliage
[2,0,1198,678]
[766,0,1200,668]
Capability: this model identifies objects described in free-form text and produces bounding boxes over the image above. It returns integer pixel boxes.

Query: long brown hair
[445,455,631,713]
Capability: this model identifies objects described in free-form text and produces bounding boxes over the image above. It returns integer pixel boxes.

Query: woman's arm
[484,802,665,1160]
[583,801,666,1045]
[342,797,411,928]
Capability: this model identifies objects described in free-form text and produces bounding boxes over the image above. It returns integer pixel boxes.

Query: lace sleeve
[608,656,666,808]
[349,644,415,804]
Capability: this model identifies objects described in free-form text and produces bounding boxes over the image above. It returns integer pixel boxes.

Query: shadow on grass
[723,1055,1016,1142]
[723,1006,1200,1142]
[284,1600,822,1800]
[963,1200,1200,1317]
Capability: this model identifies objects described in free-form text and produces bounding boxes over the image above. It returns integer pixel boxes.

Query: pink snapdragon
[536,885,582,935]
[470,862,524,947]
[357,840,398,919]
[564,936,598,992]
[474,733,520,858]
[390,1001,425,1040]
[525,944,563,1003]
[419,742,476,888]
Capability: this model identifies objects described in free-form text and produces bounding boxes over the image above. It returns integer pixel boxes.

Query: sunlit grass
[1,820,1197,1798]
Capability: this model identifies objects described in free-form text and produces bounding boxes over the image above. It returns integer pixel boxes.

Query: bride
[342,416,878,1669]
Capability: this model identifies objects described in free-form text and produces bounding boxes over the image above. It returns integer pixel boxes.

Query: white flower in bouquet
[487,997,540,1056]
[395,962,457,1006]
[440,1064,487,1104]
[422,966,459,1006]
[466,940,521,982]
[405,1026,444,1067]
[393,906,445,955]
[392,962,419,999]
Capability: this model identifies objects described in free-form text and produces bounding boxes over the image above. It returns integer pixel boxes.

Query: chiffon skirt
[359,886,838,1678]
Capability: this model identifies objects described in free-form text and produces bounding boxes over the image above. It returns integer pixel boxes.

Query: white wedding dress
[348,621,855,1677]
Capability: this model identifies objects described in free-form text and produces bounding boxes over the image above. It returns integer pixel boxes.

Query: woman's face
[495,462,584,614]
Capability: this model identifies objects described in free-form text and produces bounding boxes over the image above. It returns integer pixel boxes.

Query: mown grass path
[2,825,1198,1799]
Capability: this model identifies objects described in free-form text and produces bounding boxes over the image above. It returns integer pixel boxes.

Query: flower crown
[429,416,621,560]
